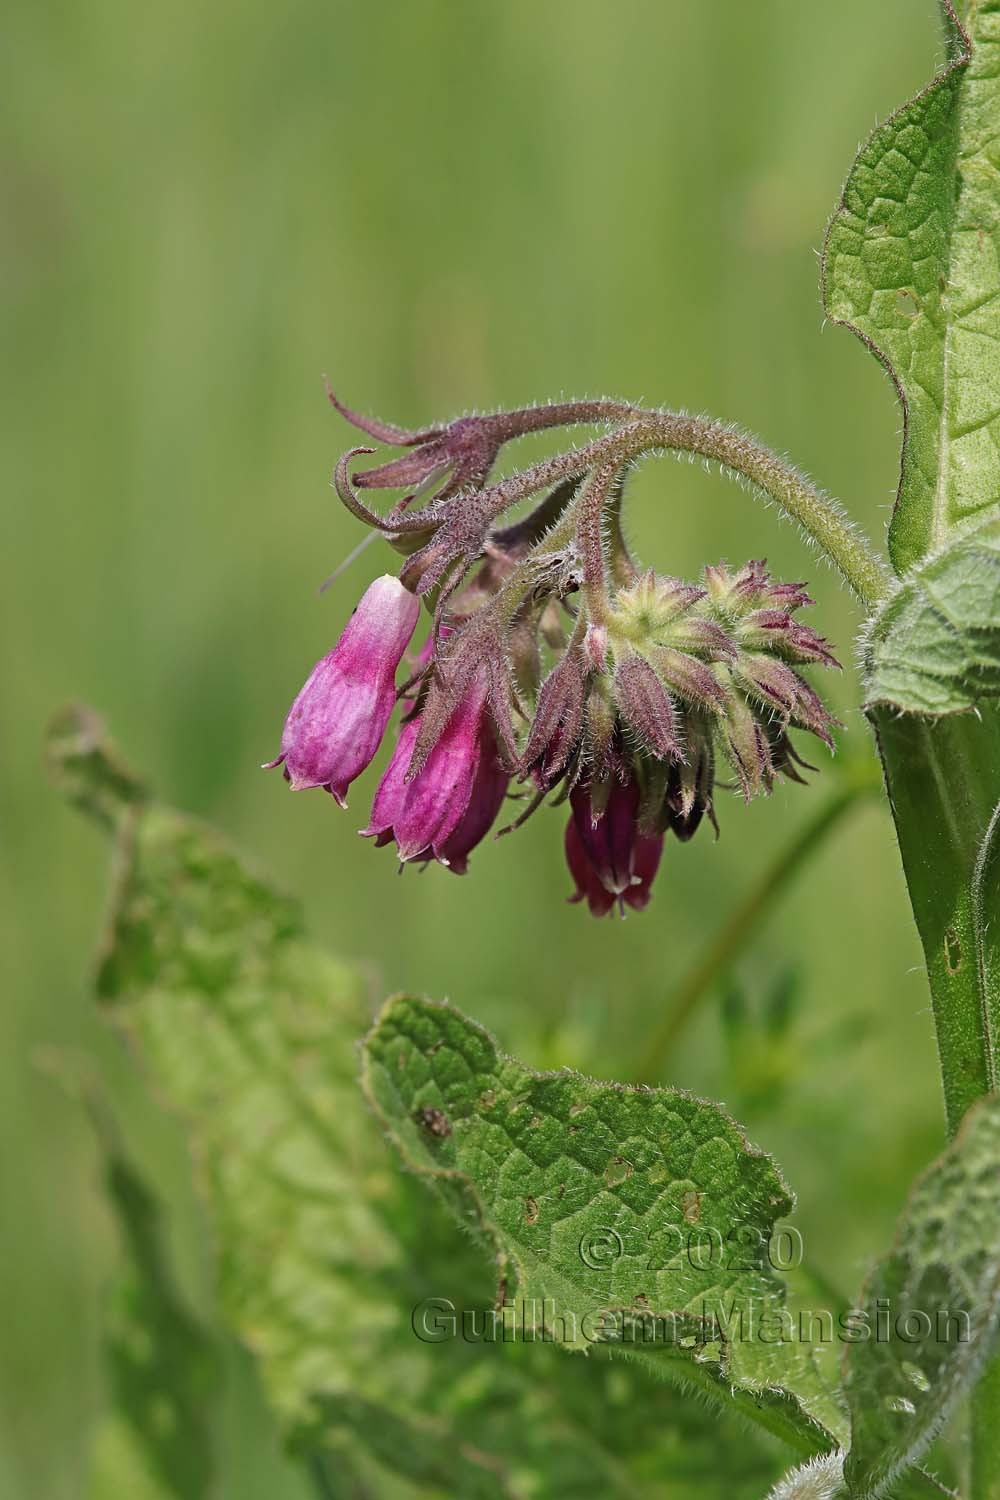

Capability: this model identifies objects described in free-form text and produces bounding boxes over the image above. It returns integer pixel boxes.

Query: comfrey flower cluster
[268,396,840,916]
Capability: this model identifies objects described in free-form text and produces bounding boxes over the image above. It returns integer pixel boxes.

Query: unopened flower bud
[583,685,617,782]
[523,648,588,789]
[613,655,682,761]
[665,714,717,841]
[717,679,774,800]
[584,623,608,672]
[609,571,704,645]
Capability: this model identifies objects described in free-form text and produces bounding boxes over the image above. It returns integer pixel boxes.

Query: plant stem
[972,1361,1000,1500]
[873,703,1000,1499]
[575,461,619,625]
[872,706,1000,1134]
[971,789,1000,1497]
[634,766,879,1081]
[466,409,891,610]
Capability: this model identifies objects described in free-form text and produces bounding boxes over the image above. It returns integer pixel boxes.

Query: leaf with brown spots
[360,994,848,1462]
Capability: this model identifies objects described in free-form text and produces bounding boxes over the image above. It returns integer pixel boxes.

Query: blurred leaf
[360,993,847,1456]
[87,1415,180,1500]
[842,1094,1000,1497]
[865,515,1000,715]
[54,706,788,1498]
[824,3,1000,573]
[100,1130,221,1499]
[721,968,802,1116]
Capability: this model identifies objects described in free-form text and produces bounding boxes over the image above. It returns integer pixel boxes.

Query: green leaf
[824,3,1000,573]
[52,706,791,1498]
[360,993,846,1457]
[842,1095,1000,1498]
[75,1092,316,1500]
[865,514,1000,714]
[99,1130,221,1499]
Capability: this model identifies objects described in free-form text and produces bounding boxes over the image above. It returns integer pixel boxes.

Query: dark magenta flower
[564,819,618,918]
[566,778,664,916]
[362,670,509,869]
[361,715,422,852]
[437,729,510,874]
[267,574,419,805]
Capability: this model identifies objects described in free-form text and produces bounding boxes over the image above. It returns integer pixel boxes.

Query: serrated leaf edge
[359,993,843,1460]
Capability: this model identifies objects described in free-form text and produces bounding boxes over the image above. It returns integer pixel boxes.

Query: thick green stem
[873,703,1000,1499]
[872,705,1000,1133]
[972,789,1000,1497]
[972,1361,1000,1500]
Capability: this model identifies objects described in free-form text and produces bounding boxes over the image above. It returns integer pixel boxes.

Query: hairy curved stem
[634,764,881,1081]
[468,410,889,610]
[574,462,620,626]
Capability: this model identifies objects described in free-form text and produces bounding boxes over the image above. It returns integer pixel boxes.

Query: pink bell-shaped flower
[267,575,420,806]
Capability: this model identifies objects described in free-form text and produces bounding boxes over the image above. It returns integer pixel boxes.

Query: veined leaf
[824,2,1000,573]
[865,512,1000,713]
[360,993,846,1456]
[51,706,789,1499]
[842,1094,1000,1498]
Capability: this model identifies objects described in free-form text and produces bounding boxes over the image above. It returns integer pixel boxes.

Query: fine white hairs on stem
[765,1452,846,1500]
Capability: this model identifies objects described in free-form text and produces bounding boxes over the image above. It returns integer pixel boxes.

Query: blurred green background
[3,1,954,1494]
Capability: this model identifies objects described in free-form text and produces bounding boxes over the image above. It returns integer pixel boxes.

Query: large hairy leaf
[824,1,1000,575]
[51,706,786,1499]
[361,993,846,1455]
[361,1001,954,1500]
[833,2,1000,1158]
[842,1094,1000,1498]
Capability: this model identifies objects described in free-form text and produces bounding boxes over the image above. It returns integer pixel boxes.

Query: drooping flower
[565,777,664,916]
[267,574,419,805]
[362,668,510,869]
[437,729,510,874]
